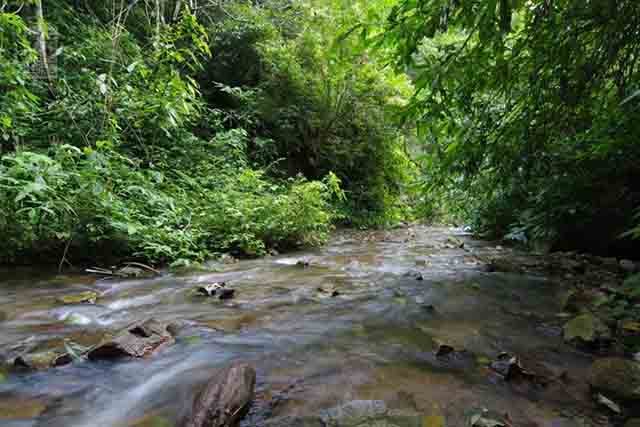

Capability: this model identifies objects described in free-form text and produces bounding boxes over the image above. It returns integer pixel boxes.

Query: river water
[0,226,607,427]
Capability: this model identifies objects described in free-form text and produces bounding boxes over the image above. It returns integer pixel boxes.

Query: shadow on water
[0,227,606,427]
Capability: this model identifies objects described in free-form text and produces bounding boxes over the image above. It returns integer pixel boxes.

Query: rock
[317,286,340,298]
[485,258,522,274]
[181,362,256,427]
[563,313,611,345]
[435,344,456,357]
[265,416,323,427]
[88,318,175,360]
[421,304,436,312]
[320,400,387,426]
[62,312,93,325]
[219,288,235,300]
[220,254,237,264]
[13,350,72,371]
[0,311,7,322]
[119,266,146,277]
[469,410,507,427]
[445,237,465,249]
[620,260,638,274]
[489,352,541,384]
[403,270,424,281]
[0,397,46,419]
[57,291,98,305]
[197,282,226,297]
[588,358,640,402]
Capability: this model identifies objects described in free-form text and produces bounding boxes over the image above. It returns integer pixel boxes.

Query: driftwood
[85,262,161,278]
[88,318,175,360]
[182,362,256,427]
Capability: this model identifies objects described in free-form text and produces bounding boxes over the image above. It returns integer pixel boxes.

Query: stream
[0,226,608,427]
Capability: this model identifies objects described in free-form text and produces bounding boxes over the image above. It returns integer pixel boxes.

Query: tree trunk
[34,0,54,94]
[173,0,182,21]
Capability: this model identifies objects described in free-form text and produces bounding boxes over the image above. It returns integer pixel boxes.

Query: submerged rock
[57,291,98,305]
[484,257,523,274]
[588,358,640,402]
[317,286,340,298]
[88,318,176,360]
[320,400,387,426]
[118,266,146,277]
[265,416,323,427]
[296,260,311,268]
[219,288,235,300]
[0,397,46,419]
[488,352,546,385]
[403,270,424,281]
[563,313,611,345]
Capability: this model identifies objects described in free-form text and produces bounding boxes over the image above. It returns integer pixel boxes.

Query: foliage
[370,0,640,254]
[0,11,39,148]
[0,2,377,265]
[198,0,416,227]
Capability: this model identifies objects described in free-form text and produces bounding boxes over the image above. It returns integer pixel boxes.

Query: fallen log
[182,362,256,427]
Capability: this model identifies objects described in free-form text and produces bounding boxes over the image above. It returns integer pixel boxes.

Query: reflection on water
[0,227,602,427]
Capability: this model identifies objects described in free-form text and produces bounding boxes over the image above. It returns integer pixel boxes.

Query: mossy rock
[625,419,640,427]
[563,313,611,344]
[57,291,98,305]
[13,350,72,371]
[588,358,640,402]
[0,397,46,419]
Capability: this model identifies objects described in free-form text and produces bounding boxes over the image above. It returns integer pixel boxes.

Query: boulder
[588,358,640,402]
[181,362,255,427]
[88,318,176,360]
[563,313,611,345]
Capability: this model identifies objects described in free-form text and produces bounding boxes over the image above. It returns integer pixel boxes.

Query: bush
[0,143,342,264]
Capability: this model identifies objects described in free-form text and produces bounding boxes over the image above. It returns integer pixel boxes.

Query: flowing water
[0,227,607,427]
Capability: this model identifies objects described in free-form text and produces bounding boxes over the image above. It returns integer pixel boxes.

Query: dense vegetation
[371,0,640,256]
[1,0,638,266]
[0,0,413,266]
